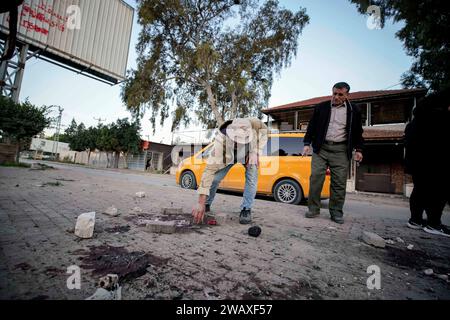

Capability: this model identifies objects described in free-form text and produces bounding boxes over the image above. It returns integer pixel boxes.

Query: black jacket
[304,100,364,160]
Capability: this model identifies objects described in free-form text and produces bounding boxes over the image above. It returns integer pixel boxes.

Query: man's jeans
[206,164,258,210]
[308,142,349,217]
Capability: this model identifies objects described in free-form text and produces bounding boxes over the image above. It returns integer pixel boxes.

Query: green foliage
[0,95,51,142]
[349,0,450,91]
[122,0,309,130]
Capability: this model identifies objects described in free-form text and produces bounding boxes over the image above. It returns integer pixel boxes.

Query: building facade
[263,89,427,195]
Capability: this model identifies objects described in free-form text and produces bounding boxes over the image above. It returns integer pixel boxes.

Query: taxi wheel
[180,171,197,189]
[273,179,303,205]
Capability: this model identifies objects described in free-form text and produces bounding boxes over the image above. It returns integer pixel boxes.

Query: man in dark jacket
[404,89,450,237]
[302,82,364,224]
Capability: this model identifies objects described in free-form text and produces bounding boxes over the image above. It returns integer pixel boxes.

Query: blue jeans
[206,164,258,210]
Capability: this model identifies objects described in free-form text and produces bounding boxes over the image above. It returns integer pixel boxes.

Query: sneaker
[407,219,426,230]
[423,225,450,238]
[239,208,252,225]
[305,211,319,219]
[331,215,344,224]
[205,204,211,213]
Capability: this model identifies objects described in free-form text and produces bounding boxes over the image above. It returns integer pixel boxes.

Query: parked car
[175,132,331,204]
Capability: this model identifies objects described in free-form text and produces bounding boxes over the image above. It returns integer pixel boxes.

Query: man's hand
[192,195,207,224]
[354,151,363,163]
[302,145,311,156]
[247,152,259,167]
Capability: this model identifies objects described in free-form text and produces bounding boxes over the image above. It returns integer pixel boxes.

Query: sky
[18,0,413,145]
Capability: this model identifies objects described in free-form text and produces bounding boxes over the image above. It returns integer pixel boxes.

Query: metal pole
[11,44,29,103]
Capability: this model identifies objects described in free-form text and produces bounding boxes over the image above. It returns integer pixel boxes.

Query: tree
[122,0,309,130]
[0,95,51,162]
[96,119,141,168]
[350,0,450,92]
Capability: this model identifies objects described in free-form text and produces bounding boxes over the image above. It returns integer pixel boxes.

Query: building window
[370,98,414,125]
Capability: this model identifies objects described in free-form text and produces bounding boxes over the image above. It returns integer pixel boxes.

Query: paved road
[23,160,450,225]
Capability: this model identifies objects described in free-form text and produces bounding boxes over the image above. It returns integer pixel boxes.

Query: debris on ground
[74,212,96,239]
[424,269,434,276]
[135,192,146,198]
[385,239,395,245]
[86,274,122,300]
[104,225,130,234]
[407,244,414,250]
[435,274,448,281]
[161,207,183,215]
[146,220,177,234]
[361,231,386,248]
[103,206,119,217]
[248,226,262,238]
[396,237,405,243]
[131,207,143,213]
[78,245,169,283]
[39,181,63,187]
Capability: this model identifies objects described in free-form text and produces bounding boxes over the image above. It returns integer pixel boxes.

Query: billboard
[0,0,134,84]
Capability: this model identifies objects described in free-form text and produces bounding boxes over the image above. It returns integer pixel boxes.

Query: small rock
[362,231,386,248]
[161,207,183,215]
[146,220,176,234]
[132,207,143,213]
[435,274,448,281]
[135,192,146,198]
[74,212,95,239]
[385,239,395,245]
[248,226,262,238]
[407,244,414,250]
[86,287,121,300]
[424,269,433,276]
[103,206,119,217]
[395,237,405,243]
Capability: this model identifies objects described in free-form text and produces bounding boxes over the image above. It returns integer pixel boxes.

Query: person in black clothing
[404,89,450,237]
[302,82,364,224]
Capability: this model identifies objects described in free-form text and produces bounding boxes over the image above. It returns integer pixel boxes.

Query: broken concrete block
[395,237,405,243]
[74,212,96,239]
[162,207,183,215]
[146,221,176,234]
[135,192,146,198]
[424,269,434,276]
[407,244,414,250]
[435,274,448,281]
[385,239,395,245]
[103,206,119,217]
[362,231,386,248]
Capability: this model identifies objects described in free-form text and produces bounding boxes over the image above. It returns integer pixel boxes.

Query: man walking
[192,118,268,225]
[302,82,364,224]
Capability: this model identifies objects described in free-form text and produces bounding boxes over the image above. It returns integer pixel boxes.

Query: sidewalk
[1,165,449,300]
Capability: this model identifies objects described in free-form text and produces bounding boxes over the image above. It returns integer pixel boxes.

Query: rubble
[161,207,183,215]
[103,206,119,217]
[395,237,405,243]
[424,269,433,276]
[385,239,395,245]
[135,192,146,198]
[146,220,177,234]
[407,244,414,250]
[74,212,96,238]
[361,231,386,248]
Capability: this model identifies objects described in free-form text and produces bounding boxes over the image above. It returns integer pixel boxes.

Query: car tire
[180,171,197,190]
[273,179,303,205]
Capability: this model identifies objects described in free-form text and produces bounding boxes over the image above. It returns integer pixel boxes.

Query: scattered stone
[395,237,405,243]
[407,244,414,250]
[146,220,176,234]
[161,207,183,215]
[385,239,395,245]
[103,206,119,217]
[135,192,146,198]
[361,231,386,248]
[248,226,262,238]
[132,207,143,213]
[435,274,448,281]
[424,269,433,276]
[86,287,121,300]
[74,212,96,239]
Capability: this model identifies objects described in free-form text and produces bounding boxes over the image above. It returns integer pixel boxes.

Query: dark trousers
[410,174,447,227]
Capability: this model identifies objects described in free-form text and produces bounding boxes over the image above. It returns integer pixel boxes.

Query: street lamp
[48,105,64,160]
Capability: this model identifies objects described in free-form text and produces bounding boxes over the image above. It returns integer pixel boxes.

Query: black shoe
[407,219,426,230]
[305,211,319,218]
[239,208,252,224]
[331,215,344,224]
[205,204,210,213]
[423,224,450,238]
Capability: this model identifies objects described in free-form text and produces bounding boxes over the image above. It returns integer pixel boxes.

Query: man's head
[332,82,351,106]
[226,118,254,144]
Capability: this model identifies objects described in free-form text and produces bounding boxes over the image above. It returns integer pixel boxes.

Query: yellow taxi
[175,132,330,204]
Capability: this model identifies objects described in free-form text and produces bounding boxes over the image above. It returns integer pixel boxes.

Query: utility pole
[94,117,106,126]
[51,106,64,160]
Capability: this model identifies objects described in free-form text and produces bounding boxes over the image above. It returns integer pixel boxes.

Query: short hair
[333,82,351,93]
